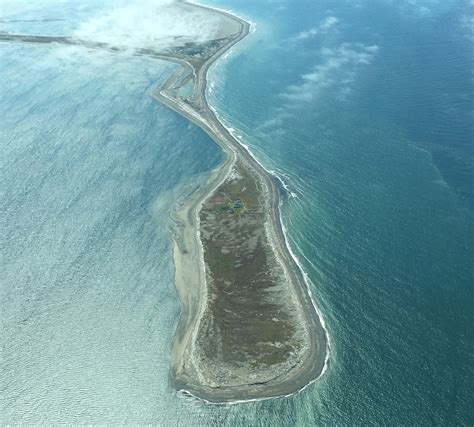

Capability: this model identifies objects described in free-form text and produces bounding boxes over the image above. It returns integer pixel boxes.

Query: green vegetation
[198,160,302,370]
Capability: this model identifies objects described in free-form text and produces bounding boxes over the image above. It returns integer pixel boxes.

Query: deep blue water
[208,0,474,424]
[1,0,473,425]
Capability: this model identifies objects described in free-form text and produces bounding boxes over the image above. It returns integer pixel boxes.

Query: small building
[213,195,225,204]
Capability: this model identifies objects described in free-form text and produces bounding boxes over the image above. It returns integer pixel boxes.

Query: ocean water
[1,0,473,425]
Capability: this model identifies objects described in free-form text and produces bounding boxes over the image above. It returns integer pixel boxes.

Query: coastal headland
[152,2,328,403]
[0,0,328,403]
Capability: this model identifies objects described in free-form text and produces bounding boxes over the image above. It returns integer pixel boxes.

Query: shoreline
[156,1,329,403]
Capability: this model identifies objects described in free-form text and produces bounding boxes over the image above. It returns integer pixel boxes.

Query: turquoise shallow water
[1,0,473,425]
